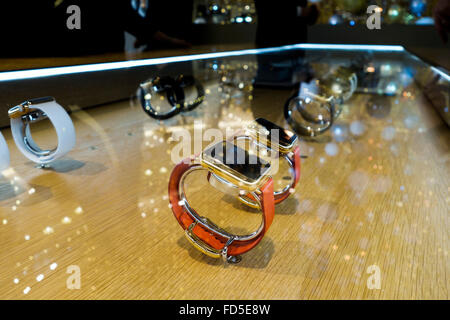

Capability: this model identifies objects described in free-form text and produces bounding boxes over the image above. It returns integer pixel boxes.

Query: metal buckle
[222,237,241,264]
[185,219,240,263]
[22,109,48,124]
[8,97,54,120]
[185,220,222,259]
[8,101,35,119]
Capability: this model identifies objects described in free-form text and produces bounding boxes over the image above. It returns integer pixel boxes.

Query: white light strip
[431,66,450,82]
[0,44,405,82]
[290,44,404,51]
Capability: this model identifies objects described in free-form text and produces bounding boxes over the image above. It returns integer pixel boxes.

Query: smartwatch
[335,66,358,94]
[139,76,185,120]
[321,68,357,104]
[0,132,9,171]
[210,118,301,207]
[8,97,76,165]
[244,118,300,204]
[139,75,205,120]
[284,84,336,137]
[168,139,276,262]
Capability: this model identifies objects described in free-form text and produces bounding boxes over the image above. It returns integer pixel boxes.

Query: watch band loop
[273,145,301,203]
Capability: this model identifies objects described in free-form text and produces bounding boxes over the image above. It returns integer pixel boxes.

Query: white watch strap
[0,131,10,171]
[10,100,76,164]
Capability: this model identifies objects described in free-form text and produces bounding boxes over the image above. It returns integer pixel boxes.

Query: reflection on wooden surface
[0,64,448,299]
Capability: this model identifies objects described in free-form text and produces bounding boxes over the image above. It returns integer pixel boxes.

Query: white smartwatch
[0,131,10,171]
[8,97,76,165]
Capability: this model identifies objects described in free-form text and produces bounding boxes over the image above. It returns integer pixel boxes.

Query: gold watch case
[200,139,273,192]
[246,118,298,154]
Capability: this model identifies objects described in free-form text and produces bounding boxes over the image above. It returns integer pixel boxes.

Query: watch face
[201,141,271,190]
[250,118,297,152]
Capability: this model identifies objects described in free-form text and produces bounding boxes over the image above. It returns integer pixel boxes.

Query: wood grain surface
[0,56,448,300]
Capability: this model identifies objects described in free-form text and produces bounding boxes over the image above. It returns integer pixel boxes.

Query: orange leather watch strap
[168,158,275,257]
[274,145,301,203]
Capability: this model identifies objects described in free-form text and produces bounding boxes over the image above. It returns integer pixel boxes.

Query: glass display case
[0,44,448,299]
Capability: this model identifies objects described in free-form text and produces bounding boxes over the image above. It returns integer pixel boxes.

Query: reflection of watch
[139,75,205,120]
[210,118,301,207]
[8,97,76,165]
[168,140,275,263]
[0,132,10,171]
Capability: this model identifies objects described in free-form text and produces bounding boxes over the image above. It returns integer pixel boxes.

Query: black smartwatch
[174,75,205,112]
[139,75,205,120]
[139,76,185,120]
